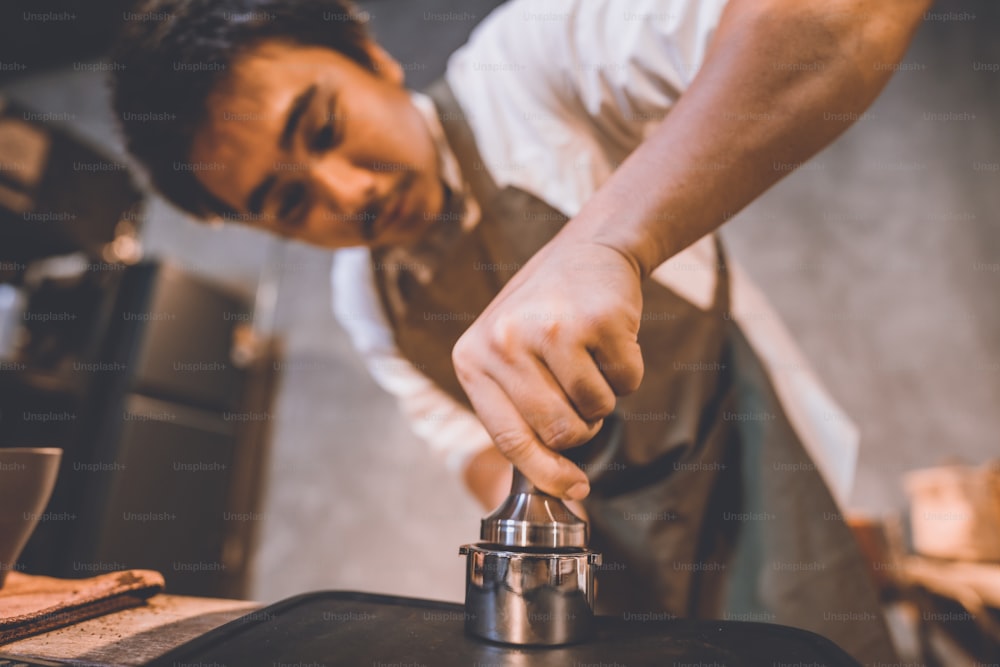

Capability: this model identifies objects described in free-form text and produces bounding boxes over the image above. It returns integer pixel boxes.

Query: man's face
[189,39,445,248]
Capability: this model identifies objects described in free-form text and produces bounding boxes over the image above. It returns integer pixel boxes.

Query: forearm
[448,0,932,499]
[563,0,931,277]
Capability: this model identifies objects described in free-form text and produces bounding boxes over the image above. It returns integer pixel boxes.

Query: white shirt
[332,0,859,508]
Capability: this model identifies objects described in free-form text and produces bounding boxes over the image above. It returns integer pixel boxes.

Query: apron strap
[712,235,733,316]
[427,78,734,319]
[424,79,504,208]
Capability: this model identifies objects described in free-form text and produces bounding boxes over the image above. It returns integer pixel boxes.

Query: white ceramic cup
[0,447,62,588]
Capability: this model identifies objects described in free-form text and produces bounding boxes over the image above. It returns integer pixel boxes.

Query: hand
[452,239,644,500]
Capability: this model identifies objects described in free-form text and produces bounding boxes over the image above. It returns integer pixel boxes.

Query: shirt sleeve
[560,0,732,151]
[330,248,495,474]
[445,0,730,213]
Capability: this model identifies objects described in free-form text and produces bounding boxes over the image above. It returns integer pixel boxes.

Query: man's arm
[452,0,932,500]
[580,0,932,276]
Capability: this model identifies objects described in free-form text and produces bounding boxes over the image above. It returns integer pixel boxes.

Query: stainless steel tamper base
[460,469,602,645]
[480,469,588,549]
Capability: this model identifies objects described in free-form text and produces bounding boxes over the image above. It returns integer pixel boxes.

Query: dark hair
[109,0,374,219]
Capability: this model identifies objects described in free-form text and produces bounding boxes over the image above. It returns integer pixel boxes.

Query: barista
[110,0,929,663]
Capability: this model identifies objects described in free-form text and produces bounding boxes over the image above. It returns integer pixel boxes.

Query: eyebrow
[246,84,318,215]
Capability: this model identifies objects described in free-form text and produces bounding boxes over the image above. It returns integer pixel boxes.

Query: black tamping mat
[144,591,861,666]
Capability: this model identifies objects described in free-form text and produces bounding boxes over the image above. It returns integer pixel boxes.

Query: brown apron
[368,80,897,665]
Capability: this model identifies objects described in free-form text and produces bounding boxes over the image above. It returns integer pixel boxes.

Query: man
[111,0,928,662]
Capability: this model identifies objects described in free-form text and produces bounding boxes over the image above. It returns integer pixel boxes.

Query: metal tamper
[459,467,602,645]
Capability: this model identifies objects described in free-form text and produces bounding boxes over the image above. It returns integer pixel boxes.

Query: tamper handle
[507,412,623,498]
[509,467,540,496]
[483,464,589,548]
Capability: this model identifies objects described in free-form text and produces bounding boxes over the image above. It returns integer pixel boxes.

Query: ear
[363,41,405,86]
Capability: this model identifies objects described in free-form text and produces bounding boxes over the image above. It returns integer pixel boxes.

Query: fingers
[463,311,608,450]
[527,313,643,415]
[453,310,642,501]
[455,364,591,499]
[497,354,605,452]
[592,334,644,396]
[534,327,619,424]
[450,241,646,501]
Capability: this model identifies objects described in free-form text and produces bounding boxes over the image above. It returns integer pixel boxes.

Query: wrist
[556,210,664,281]
[588,228,663,280]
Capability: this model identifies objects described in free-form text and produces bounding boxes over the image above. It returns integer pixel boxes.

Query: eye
[311,122,338,152]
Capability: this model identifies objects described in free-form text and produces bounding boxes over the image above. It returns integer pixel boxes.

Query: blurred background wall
[0,0,997,605]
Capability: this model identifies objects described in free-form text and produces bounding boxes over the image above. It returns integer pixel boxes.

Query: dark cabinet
[2,261,277,598]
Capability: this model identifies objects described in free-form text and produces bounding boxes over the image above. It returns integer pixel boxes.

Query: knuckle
[538,416,589,450]
[581,305,618,336]
[537,316,563,344]
[606,346,644,395]
[596,357,627,376]
[624,356,645,393]
[451,337,476,379]
[487,314,521,361]
[492,428,535,460]
[628,372,644,393]
[617,371,643,396]
[567,378,615,421]
[579,394,616,422]
[617,365,642,393]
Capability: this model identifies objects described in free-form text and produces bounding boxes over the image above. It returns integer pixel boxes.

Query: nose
[310,154,377,220]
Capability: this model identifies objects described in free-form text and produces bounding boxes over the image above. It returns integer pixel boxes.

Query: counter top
[0,590,868,666]
[0,594,260,667]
